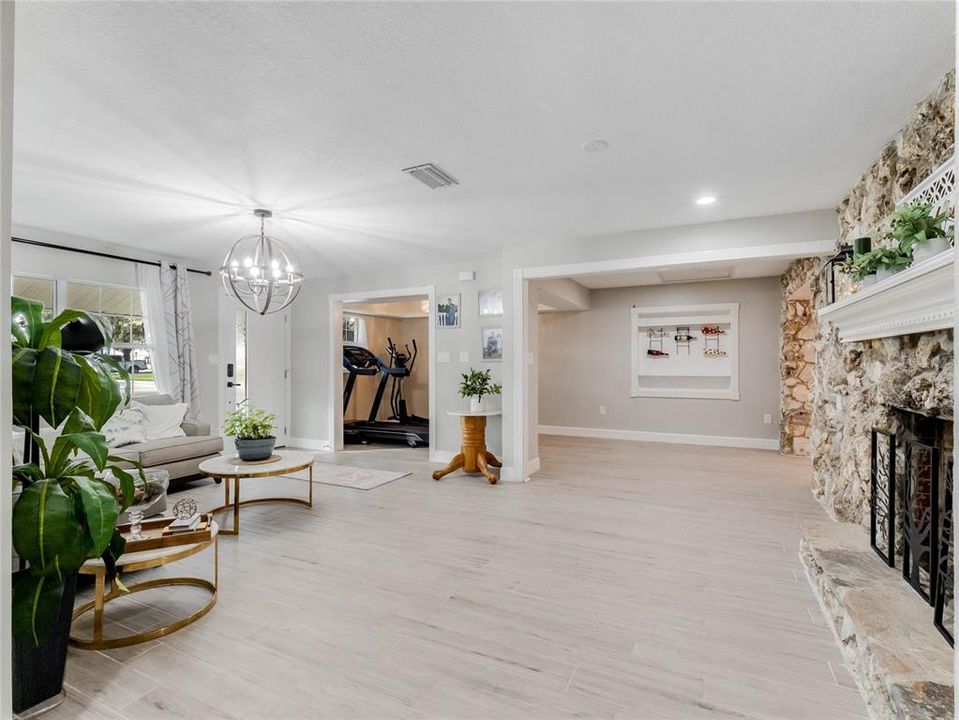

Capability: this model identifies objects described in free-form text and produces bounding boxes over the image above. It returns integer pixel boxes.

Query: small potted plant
[874,245,912,281]
[224,405,278,461]
[841,249,881,287]
[458,368,502,413]
[890,201,953,264]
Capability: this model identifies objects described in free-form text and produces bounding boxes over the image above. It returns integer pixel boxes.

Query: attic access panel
[630,303,740,400]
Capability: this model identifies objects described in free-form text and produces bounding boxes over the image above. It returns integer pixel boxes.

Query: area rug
[310,463,410,490]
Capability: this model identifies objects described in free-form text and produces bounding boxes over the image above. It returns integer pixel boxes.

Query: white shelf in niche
[818,250,954,343]
[630,303,740,400]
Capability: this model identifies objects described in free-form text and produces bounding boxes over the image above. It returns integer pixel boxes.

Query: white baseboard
[287,437,332,451]
[526,457,541,476]
[432,450,457,465]
[538,425,778,451]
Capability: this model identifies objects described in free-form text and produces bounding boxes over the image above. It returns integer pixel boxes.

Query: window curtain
[138,262,200,414]
[355,315,368,347]
[137,264,171,395]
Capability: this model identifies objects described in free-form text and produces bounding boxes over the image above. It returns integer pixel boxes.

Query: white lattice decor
[898,155,956,241]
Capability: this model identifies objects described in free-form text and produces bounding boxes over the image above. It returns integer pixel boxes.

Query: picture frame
[482,327,503,361]
[436,293,461,328]
[478,288,504,317]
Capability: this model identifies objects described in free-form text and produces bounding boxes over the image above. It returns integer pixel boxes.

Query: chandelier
[220,209,304,315]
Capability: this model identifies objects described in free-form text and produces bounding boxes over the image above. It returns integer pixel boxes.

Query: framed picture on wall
[437,293,461,328]
[482,327,503,361]
[478,288,503,317]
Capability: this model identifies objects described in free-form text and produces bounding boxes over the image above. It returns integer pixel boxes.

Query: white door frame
[509,239,835,482]
[328,285,436,461]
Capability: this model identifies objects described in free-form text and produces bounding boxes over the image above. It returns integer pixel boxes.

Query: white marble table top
[82,520,219,568]
[447,410,503,417]
[199,449,315,478]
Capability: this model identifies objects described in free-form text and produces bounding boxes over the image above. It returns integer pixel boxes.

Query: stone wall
[808,70,955,523]
[780,257,821,455]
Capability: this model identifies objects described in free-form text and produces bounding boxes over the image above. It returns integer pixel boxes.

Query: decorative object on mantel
[823,242,855,303]
[890,201,954,264]
[220,209,304,315]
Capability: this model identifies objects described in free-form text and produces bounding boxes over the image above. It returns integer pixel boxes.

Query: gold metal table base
[70,534,218,650]
[210,464,313,536]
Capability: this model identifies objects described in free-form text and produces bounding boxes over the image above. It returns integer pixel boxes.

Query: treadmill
[342,343,429,447]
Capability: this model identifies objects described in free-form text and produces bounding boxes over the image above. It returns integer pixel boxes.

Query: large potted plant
[841,249,882,287]
[458,368,502,412]
[10,297,140,715]
[890,201,953,263]
[874,245,912,281]
[224,405,277,461]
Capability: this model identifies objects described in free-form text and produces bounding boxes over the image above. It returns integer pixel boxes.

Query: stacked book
[167,513,201,533]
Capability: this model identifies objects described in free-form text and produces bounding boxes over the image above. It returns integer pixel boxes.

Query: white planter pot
[876,266,905,281]
[860,273,878,288]
[470,397,486,413]
[912,237,952,264]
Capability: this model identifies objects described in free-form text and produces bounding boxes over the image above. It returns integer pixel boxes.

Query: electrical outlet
[599,406,607,416]
[763,413,772,425]
[459,351,470,363]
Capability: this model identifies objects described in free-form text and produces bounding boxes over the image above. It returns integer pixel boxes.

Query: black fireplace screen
[934,459,954,646]
[902,440,940,604]
[870,429,896,566]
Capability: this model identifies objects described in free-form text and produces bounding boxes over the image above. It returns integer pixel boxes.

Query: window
[65,281,158,396]
[13,275,55,320]
[343,315,359,343]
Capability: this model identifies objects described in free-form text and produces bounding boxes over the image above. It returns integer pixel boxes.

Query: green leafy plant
[874,245,912,271]
[223,405,277,439]
[890,201,953,252]
[458,368,502,401]
[840,250,881,281]
[11,297,141,645]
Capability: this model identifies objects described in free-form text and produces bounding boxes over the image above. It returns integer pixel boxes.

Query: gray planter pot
[234,436,276,461]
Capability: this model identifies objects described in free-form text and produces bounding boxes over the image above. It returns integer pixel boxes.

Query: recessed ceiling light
[582,140,609,153]
[695,195,717,206]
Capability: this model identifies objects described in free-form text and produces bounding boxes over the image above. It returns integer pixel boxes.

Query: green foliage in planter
[840,250,882,280]
[874,245,912,270]
[890,201,953,253]
[458,368,502,400]
[10,297,142,645]
[223,405,277,439]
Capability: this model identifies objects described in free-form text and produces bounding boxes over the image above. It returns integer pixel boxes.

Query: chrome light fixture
[220,209,304,315]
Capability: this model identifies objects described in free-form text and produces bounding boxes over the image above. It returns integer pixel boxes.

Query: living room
[1,2,957,719]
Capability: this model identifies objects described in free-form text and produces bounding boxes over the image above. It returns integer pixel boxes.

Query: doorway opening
[329,287,435,458]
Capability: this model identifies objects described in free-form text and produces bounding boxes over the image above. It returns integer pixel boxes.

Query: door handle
[226,382,242,388]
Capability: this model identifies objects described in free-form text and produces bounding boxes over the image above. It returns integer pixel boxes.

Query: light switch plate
[437,352,451,363]
[763,413,772,425]
[459,351,470,363]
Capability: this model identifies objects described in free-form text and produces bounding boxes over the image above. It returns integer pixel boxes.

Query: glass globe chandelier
[220,209,304,315]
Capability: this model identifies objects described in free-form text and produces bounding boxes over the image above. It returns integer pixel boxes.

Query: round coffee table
[70,521,218,650]
[199,449,315,536]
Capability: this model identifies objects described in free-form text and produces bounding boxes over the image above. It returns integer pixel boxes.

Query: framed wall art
[478,288,503,317]
[436,293,461,328]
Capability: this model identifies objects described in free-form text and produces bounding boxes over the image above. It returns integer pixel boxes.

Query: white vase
[860,273,878,288]
[912,237,952,263]
[470,397,485,413]
[875,266,904,281]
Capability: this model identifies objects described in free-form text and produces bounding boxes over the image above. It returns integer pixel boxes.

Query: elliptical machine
[383,338,427,427]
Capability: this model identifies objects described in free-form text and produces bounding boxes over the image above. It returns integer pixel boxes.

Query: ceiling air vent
[402,163,459,190]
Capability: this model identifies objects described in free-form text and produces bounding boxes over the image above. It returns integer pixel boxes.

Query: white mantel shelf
[818,250,954,343]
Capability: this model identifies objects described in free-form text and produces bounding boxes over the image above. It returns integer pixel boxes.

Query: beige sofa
[114,394,223,485]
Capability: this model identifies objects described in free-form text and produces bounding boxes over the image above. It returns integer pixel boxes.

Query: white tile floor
[55,437,868,719]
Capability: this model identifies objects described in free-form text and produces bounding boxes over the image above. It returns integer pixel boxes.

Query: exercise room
[341,296,430,449]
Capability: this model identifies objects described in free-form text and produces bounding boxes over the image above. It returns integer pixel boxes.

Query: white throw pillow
[102,406,148,448]
[132,401,188,441]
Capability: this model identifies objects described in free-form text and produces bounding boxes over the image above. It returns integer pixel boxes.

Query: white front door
[219,300,290,446]
[246,311,290,446]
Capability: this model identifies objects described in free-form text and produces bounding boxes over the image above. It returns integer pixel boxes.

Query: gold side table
[70,521,218,650]
[199,449,315,536]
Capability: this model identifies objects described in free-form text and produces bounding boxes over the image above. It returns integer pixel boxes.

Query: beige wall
[344,314,429,423]
[537,277,781,442]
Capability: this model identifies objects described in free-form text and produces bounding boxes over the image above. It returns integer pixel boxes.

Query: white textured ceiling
[12,1,955,276]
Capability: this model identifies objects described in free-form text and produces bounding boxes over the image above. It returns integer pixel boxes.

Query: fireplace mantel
[818,250,954,343]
